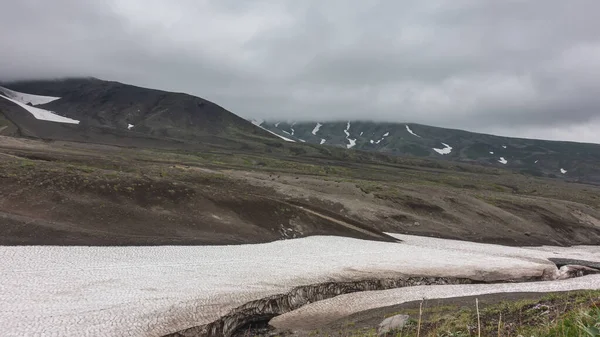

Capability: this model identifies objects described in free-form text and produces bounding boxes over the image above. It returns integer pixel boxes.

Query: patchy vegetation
[302,291,600,337]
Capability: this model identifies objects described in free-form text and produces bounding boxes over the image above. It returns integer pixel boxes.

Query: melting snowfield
[0,88,80,124]
[343,122,356,149]
[0,234,599,337]
[405,125,421,138]
[0,86,60,105]
[312,123,322,135]
[0,94,80,124]
[433,142,453,155]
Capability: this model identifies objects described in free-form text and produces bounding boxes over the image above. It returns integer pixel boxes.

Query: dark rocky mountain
[1,77,271,140]
[257,120,600,184]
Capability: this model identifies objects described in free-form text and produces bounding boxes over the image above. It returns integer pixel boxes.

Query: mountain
[3,77,600,185]
[257,120,600,184]
[0,78,272,141]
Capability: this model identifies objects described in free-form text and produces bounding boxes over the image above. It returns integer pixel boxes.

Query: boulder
[377,314,410,336]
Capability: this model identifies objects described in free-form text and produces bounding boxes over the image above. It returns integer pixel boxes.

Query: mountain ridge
[256,119,600,184]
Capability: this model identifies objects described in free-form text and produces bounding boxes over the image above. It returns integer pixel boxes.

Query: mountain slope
[1,78,272,141]
[258,120,600,184]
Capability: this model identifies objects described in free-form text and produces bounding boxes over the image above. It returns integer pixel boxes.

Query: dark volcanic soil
[0,133,599,246]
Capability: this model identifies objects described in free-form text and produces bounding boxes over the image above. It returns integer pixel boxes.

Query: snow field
[0,86,60,105]
[433,142,453,155]
[0,93,80,124]
[1,234,599,336]
[405,125,421,138]
[312,123,322,135]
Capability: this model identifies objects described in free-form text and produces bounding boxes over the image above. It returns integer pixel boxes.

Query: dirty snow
[0,86,60,105]
[561,168,567,174]
[272,275,600,330]
[0,94,80,124]
[433,143,453,155]
[498,157,508,164]
[312,123,322,135]
[1,234,599,337]
[405,125,421,138]
[320,139,326,145]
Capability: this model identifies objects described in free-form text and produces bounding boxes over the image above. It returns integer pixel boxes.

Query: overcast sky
[2,0,600,143]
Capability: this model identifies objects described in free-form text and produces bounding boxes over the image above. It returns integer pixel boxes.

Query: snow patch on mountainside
[251,119,263,126]
[405,125,422,138]
[0,94,80,124]
[490,151,494,154]
[433,143,453,155]
[383,132,389,137]
[127,124,134,130]
[502,145,507,149]
[320,139,326,145]
[312,123,322,135]
[499,157,508,164]
[274,122,280,127]
[0,86,61,105]
[344,122,356,149]
[257,125,295,142]
[560,168,567,174]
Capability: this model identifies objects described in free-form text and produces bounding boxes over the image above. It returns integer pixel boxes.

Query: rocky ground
[1,135,600,246]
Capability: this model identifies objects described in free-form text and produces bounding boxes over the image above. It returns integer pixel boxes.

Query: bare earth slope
[0,135,599,246]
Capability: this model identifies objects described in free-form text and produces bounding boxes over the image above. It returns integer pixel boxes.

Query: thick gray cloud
[2,0,600,143]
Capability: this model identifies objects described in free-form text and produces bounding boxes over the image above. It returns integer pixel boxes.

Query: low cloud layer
[2,0,600,143]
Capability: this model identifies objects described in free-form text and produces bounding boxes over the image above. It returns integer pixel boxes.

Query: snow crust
[0,94,80,124]
[433,143,453,155]
[0,86,60,105]
[312,123,322,135]
[1,234,598,337]
[273,275,600,329]
[498,157,508,164]
[405,125,421,138]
